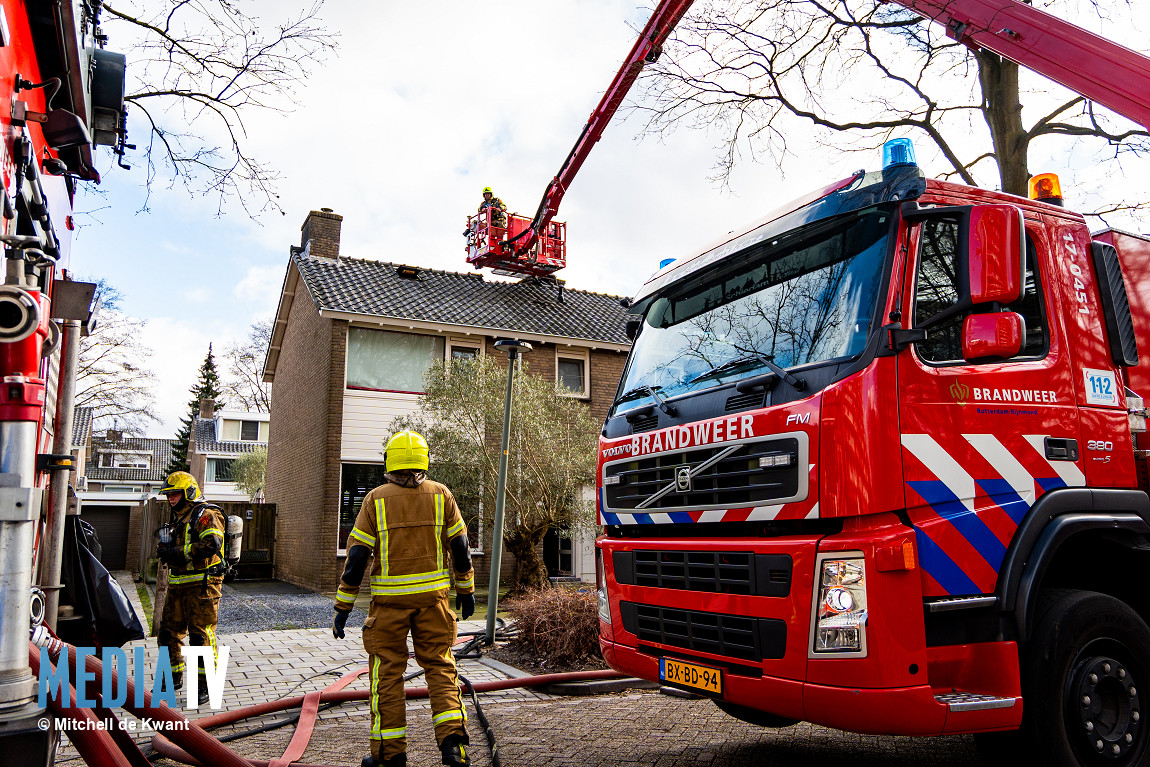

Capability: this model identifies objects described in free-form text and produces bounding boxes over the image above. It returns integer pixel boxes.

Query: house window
[448,340,480,365]
[103,485,142,493]
[556,350,589,397]
[240,420,260,441]
[338,463,390,553]
[468,512,484,554]
[347,328,446,393]
[206,458,236,482]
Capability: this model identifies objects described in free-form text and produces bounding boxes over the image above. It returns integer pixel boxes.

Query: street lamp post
[486,338,532,645]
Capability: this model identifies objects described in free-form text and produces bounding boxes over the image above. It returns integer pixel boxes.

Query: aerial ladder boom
[508,0,1150,264]
[506,0,695,259]
[898,0,1150,130]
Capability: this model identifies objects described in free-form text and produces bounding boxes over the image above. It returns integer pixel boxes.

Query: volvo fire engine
[582,1,1150,766]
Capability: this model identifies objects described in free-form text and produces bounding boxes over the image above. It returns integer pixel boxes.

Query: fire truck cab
[597,140,1150,765]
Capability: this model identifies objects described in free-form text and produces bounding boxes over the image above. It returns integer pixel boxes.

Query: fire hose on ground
[31,627,625,767]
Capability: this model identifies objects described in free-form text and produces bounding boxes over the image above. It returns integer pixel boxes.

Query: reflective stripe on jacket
[337,479,474,609]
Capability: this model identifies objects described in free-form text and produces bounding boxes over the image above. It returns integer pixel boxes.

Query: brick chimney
[199,397,215,419]
[300,208,343,260]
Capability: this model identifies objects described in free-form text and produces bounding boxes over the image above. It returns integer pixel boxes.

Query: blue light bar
[659,258,676,269]
[883,138,916,169]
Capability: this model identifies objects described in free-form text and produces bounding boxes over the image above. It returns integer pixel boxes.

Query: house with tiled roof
[75,424,174,573]
[262,208,630,593]
[186,398,269,502]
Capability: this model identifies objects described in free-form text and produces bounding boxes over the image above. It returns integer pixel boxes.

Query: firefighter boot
[440,733,470,766]
[172,672,183,691]
[361,754,406,767]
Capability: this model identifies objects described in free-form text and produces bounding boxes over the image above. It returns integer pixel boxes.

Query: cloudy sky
[69,0,1149,437]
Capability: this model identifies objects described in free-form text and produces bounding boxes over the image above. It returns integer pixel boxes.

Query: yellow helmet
[160,471,201,504]
[482,186,493,194]
[385,430,429,472]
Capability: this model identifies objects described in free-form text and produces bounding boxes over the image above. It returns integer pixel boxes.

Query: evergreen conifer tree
[166,345,226,475]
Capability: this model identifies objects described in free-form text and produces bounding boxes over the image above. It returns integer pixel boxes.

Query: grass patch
[136,584,153,634]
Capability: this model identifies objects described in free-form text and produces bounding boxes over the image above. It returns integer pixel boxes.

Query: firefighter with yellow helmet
[156,470,228,706]
[478,186,507,227]
[333,430,476,767]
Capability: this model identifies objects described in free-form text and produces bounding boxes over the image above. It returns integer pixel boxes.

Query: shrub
[504,585,601,664]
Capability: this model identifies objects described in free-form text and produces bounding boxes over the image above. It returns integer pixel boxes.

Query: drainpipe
[41,318,80,630]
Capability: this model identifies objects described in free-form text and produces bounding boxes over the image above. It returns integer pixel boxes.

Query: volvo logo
[675,465,691,493]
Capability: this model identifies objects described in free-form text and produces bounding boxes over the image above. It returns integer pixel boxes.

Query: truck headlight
[596,547,611,624]
[813,555,868,654]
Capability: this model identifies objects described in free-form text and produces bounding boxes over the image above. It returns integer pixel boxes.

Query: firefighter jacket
[478,197,507,226]
[166,502,227,589]
[335,479,475,611]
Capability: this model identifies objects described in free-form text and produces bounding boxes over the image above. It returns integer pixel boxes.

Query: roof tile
[293,256,630,345]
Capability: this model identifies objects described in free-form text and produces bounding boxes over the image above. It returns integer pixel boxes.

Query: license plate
[659,657,723,696]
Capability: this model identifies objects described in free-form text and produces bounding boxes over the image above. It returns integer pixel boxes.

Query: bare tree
[75,280,159,433]
[222,318,272,412]
[100,1,337,216]
[640,0,1148,219]
[392,357,601,594]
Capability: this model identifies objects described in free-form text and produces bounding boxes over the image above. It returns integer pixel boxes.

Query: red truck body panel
[598,171,1148,736]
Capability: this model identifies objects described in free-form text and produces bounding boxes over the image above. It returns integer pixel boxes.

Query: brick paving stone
[53,621,985,767]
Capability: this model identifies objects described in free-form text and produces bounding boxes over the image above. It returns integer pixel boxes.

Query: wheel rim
[1069,640,1143,761]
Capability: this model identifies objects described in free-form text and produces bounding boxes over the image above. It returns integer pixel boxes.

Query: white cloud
[233,265,285,317]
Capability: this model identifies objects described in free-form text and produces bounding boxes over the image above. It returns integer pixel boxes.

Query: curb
[546,677,660,696]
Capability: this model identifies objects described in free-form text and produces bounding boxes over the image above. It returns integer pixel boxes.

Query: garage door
[81,506,131,570]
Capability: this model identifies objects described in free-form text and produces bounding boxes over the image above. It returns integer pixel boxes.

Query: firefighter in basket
[156,471,228,706]
[477,186,507,227]
[332,430,476,767]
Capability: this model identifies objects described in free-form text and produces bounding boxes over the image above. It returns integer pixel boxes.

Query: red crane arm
[512,0,697,256]
[893,0,1150,130]
[511,0,1150,260]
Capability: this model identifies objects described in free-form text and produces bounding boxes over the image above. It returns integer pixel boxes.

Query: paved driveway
[204,689,987,767]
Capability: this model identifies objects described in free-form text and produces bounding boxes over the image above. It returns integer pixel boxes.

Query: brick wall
[266,264,347,592]
[301,209,343,260]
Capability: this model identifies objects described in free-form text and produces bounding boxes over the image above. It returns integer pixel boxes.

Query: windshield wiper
[613,385,676,415]
[689,353,806,392]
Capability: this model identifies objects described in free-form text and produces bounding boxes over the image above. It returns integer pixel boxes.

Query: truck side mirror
[962,311,1024,362]
[968,205,1025,306]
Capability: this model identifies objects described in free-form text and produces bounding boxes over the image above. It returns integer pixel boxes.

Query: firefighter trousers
[362,597,466,759]
[158,577,223,683]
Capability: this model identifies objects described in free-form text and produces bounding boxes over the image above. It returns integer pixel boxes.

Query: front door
[896,217,1083,597]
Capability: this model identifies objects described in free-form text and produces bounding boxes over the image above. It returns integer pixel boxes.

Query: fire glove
[157,544,183,568]
[456,593,475,620]
[332,609,349,639]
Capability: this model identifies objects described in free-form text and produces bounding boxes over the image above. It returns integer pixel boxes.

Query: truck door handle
[1044,437,1079,462]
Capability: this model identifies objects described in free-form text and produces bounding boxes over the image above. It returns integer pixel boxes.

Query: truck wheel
[712,699,799,728]
[1019,590,1150,767]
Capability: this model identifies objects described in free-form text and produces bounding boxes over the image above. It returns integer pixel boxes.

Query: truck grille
[613,550,791,597]
[603,437,803,512]
[620,602,786,661]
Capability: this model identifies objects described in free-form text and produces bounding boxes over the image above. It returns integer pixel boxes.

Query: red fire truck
[0,2,123,764]
[591,3,1150,766]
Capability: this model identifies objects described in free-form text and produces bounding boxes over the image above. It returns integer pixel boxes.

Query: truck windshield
[615,207,892,413]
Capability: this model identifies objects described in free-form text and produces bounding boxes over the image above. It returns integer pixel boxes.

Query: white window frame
[447,337,483,362]
[556,347,590,398]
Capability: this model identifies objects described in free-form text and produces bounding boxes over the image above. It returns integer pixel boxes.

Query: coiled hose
[32,627,623,767]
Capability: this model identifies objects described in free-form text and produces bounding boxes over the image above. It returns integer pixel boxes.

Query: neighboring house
[263,208,631,593]
[75,420,174,572]
[186,398,269,501]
